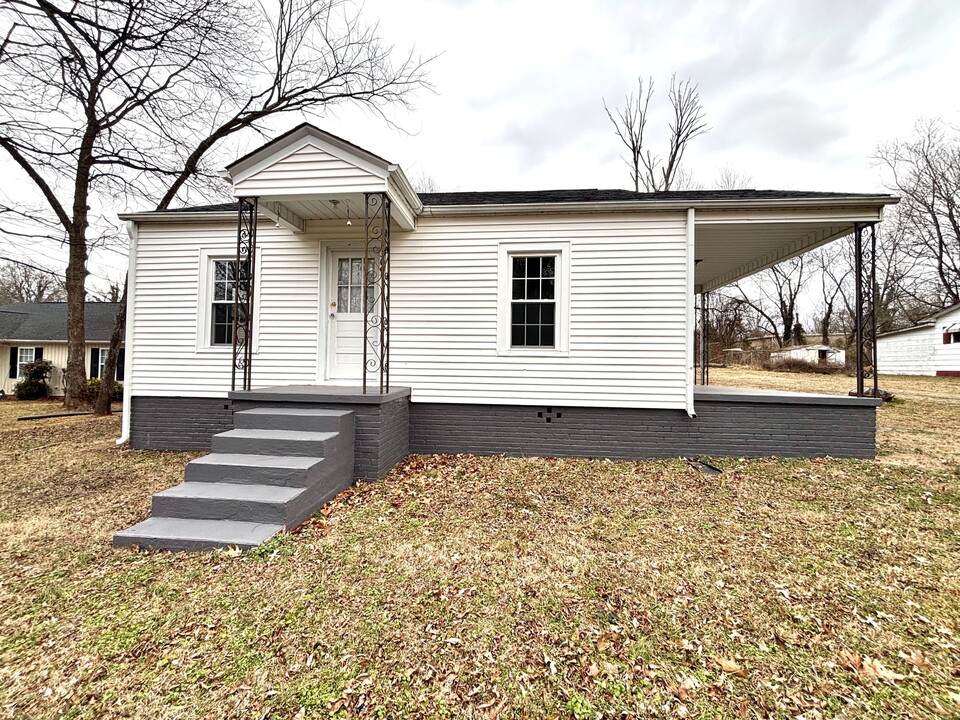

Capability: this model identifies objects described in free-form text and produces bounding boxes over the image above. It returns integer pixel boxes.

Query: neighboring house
[876,303,960,376]
[0,302,124,396]
[771,344,846,365]
[112,124,898,551]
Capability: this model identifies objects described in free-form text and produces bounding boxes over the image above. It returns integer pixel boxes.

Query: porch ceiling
[693,203,889,293]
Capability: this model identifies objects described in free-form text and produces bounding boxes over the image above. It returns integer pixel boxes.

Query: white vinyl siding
[389,212,688,409]
[129,221,322,397]
[233,142,385,197]
[877,327,936,376]
[127,211,689,409]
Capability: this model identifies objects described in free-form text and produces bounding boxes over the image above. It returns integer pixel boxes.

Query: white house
[771,344,845,365]
[876,303,960,376]
[112,124,897,551]
[1,302,124,397]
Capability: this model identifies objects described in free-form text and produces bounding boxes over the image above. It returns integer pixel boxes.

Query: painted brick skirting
[130,395,410,480]
[130,396,234,452]
[131,394,877,476]
[408,400,877,460]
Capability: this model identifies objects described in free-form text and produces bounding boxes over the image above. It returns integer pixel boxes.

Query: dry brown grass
[1,376,959,719]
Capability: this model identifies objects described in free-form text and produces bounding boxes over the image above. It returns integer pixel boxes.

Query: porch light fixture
[345,199,352,226]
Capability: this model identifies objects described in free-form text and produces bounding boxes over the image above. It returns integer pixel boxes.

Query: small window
[818,348,828,361]
[17,347,35,378]
[336,257,375,313]
[211,260,237,345]
[953,331,960,344]
[510,255,557,348]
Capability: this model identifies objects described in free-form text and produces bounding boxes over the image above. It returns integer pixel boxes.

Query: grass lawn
[1,371,959,719]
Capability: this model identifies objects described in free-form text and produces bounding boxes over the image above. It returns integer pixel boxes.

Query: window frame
[17,347,35,378]
[497,241,570,357]
[210,259,237,346]
[195,249,261,353]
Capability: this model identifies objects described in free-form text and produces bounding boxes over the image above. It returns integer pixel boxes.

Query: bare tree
[715,165,753,191]
[0,0,431,410]
[876,119,960,306]
[412,172,441,193]
[604,75,708,192]
[0,260,66,303]
[735,256,809,347]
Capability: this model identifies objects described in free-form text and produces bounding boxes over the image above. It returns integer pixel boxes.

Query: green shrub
[13,359,53,400]
[78,378,123,405]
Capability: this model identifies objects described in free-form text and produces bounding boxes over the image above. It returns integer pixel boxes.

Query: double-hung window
[510,255,556,348]
[498,242,569,355]
[211,260,237,346]
[17,347,35,377]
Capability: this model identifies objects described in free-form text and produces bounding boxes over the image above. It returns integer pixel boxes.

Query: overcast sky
[3,0,960,286]
[327,0,960,195]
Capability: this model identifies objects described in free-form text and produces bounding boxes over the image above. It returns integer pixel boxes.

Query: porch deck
[228,385,411,404]
[694,384,882,407]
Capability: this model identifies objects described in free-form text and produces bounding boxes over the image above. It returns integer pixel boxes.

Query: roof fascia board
[420,196,895,217]
[877,323,935,338]
[387,164,424,215]
[229,130,390,186]
[118,211,238,222]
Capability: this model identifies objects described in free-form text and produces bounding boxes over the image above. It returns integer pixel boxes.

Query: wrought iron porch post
[231,197,258,392]
[853,222,878,397]
[699,291,710,386]
[362,192,391,394]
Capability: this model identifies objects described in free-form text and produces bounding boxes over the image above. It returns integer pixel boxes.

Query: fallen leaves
[835,648,906,684]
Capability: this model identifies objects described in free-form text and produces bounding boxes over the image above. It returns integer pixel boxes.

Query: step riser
[212,435,335,458]
[188,454,354,490]
[184,461,314,487]
[152,493,291,525]
[233,411,351,433]
[113,533,267,552]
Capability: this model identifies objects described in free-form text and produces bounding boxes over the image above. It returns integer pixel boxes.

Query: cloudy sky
[329,0,960,195]
[2,0,960,286]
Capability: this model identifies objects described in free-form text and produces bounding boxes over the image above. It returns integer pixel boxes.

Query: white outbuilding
[876,303,960,376]
[770,344,845,365]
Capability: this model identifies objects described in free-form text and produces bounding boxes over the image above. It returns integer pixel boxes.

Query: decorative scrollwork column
[854,222,878,397]
[362,192,391,394]
[699,291,710,386]
[232,197,258,391]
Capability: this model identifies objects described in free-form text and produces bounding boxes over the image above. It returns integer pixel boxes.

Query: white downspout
[685,208,697,418]
[117,220,138,444]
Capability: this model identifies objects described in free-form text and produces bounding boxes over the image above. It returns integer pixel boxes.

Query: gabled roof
[0,302,122,342]
[133,188,895,216]
[877,302,960,338]
[226,122,392,173]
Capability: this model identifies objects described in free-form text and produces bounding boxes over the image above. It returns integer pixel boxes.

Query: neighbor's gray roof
[147,189,896,215]
[0,302,121,342]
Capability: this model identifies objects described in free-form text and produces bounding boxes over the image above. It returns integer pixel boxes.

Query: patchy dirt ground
[0,371,958,719]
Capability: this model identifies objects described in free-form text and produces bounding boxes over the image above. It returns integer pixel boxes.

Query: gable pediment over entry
[226,123,420,230]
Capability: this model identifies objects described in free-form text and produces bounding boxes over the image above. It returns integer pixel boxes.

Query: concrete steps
[114,406,355,552]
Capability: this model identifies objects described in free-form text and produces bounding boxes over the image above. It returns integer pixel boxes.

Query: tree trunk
[94,279,127,416]
[63,230,89,410]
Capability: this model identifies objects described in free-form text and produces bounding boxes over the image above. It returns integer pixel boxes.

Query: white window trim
[17,346,35,378]
[195,249,261,353]
[497,241,570,357]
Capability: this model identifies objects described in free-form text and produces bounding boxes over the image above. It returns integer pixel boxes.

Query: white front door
[326,251,371,380]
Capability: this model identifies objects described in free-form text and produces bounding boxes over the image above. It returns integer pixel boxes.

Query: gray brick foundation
[409,397,877,460]
[130,390,878,476]
[130,393,409,480]
[130,397,234,452]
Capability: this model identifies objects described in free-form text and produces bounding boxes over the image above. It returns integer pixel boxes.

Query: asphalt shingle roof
[150,189,894,215]
[0,302,121,342]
